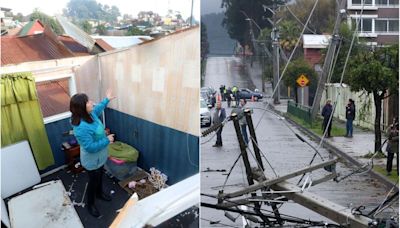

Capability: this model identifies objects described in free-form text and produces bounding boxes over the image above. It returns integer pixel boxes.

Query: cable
[254,0,321,131]
[200,218,240,228]
[222,153,243,191]
[186,134,198,168]
[248,136,279,177]
[284,5,317,34]
[298,0,368,184]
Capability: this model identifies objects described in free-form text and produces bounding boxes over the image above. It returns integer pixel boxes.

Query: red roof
[36,80,71,118]
[58,35,90,56]
[95,38,114,51]
[1,27,75,65]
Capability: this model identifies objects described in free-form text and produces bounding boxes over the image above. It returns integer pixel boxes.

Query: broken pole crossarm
[231,113,253,185]
[222,158,339,199]
[245,109,264,171]
[231,113,271,225]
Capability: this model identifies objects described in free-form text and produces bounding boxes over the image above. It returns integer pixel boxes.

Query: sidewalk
[244,59,398,188]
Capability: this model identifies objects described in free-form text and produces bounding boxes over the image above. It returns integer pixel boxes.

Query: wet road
[200,57,398,227]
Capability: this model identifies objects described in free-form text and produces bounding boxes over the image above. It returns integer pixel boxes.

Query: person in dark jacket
[225,87,232,108]
[212,102,226,147]
[345,99,356,137]
[321,100,333,137]
[386,117,399,176]
[70,89,116,218]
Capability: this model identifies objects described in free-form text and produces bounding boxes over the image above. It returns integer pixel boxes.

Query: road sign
[296,74,309,87]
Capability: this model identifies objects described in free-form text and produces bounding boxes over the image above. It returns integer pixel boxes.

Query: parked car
[238,88,263,100]
[201,87,216,107]
[200,98,212,127]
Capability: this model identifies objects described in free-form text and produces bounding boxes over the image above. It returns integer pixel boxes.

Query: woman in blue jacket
[70,89,116,218]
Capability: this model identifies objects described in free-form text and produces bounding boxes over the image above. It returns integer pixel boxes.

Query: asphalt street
[200,57,398,227]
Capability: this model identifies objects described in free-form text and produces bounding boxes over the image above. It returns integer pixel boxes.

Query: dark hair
[70,93,93,125]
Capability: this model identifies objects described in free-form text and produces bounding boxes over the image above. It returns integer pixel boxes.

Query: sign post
[296,74,309,105]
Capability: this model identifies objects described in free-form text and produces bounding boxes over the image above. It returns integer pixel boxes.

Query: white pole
[301,87,304,106]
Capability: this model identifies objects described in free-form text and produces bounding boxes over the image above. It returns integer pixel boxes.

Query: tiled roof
[58,35,90,56]
[94,38,114,51]
[36,80,71,118]
[1,27,75,65]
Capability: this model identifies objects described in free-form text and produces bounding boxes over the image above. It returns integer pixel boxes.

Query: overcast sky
[201,0,224,15]
[3,0,200,20]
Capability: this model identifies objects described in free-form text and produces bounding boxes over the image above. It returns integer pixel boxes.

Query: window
[375,20,388,32]
[389,0,399,5]
[35,74,77,123]
[377,0,388,4]
[388,20,399,31]
[362,18,373,32]
[352,0,362,4]
[36,79,71,118]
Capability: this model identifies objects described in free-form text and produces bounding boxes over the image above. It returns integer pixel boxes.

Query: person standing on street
[70,89,116,218]
[386,117,399,176]
[321,100,333,138]
[345,99,356,137]
[212,101,226,147]
[232,99,249,145]
[226,87,232,108]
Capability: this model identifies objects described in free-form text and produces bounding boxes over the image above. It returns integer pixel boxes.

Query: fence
[287,100,313,125]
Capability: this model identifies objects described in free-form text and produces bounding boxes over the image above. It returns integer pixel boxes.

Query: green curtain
[1,72,54,170]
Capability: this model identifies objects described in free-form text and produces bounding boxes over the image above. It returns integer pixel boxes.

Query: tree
[221,0,274,48]
[201,22,210,77]
[80,20,92,34]
[279,0,336,34]
[347,45,399,152]
[126,27,145,36]
[96,24,107,35]
[284,58,318,104]
[63,0,120,23]
[30,10,64,35]
[279,20,301,53]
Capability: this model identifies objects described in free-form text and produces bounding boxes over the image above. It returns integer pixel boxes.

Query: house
[91,35,152,49]
[302,34,331,67]
[1,27,75,65]
[346,0,399,45]
[18,19,44,36]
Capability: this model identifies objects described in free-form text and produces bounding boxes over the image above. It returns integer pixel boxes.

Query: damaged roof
[1,27,75,65]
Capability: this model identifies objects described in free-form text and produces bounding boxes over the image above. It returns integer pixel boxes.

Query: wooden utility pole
[311,0,347,118]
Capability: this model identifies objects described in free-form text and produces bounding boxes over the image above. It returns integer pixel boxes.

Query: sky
[201,0,224,15]
[3,0,200,20]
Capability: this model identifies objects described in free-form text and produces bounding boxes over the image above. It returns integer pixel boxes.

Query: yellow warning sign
[296,74,309,87]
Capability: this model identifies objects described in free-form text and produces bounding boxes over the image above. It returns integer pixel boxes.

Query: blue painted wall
[104,108,199,184]
[41,118,75,173]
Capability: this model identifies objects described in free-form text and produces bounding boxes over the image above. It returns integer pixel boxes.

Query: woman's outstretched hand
[106,89,116,101]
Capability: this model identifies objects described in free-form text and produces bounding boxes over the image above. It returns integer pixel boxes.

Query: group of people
[321,98,398,176]
[219,85,240,108]
[321,99,356,138]
[212,99,249,147]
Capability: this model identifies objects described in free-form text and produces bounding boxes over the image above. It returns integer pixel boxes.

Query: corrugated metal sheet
[58,35,90,56]
[36,80,70,117]
[94,38,114,51]
[91,35,153,48]
[1,28,75,65]
[105,108,199,184]
[18,20,44,36]
[56,16,95,51]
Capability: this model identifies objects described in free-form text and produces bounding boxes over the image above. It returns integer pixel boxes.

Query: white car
[200,99,212,127]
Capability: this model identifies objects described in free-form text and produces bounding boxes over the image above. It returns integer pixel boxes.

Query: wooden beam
[223,158,339,199]
[273,181,371,227]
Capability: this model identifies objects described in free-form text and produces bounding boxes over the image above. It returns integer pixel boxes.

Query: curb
[269,104,398,191]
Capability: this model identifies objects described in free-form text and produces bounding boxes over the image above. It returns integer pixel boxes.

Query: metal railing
[287,100,313,125]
